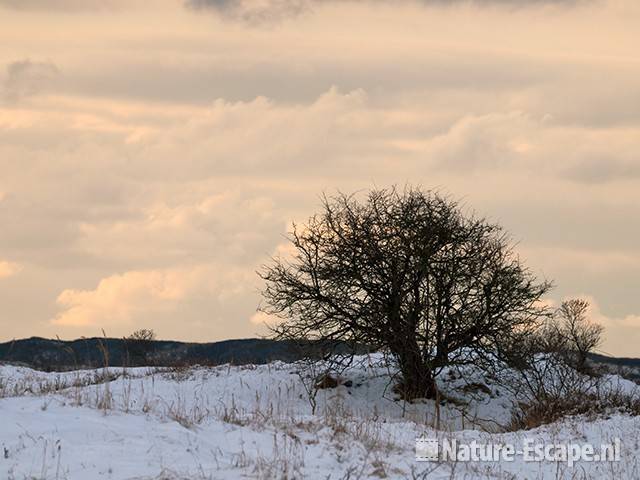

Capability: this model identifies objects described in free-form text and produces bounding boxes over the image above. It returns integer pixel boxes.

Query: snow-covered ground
[1,356,639,479]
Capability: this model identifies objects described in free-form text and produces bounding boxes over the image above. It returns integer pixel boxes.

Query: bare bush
[500,308,635,430]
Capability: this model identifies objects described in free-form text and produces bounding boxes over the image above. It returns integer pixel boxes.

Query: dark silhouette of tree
[557,299,603,373]
[259,186,552,400]
[125,329,156,366]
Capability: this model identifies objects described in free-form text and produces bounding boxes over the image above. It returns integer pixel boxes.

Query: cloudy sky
[0,0,638,356]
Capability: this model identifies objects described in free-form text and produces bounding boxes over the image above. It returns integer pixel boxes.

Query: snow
[1,357,639,479]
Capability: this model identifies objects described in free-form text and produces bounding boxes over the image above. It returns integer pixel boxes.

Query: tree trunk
[396,348,438,401]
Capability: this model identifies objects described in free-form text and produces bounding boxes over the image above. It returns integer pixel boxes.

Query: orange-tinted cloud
[0,261,21,279]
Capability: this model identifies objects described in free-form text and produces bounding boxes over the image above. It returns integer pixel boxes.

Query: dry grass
[508,386,640,431]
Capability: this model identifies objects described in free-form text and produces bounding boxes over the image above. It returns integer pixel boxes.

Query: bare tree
[259,187,552,400]
[125,329,157,366]
[557,299,603,373]
[128,329,156,342]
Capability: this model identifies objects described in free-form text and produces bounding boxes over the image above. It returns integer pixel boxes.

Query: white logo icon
[416,437,438,462]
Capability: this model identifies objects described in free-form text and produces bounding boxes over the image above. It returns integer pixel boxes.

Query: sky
[0,0,639,356]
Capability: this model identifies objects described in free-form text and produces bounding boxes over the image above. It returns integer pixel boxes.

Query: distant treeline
[0,336,371,371]
[0,337,301,371]
[0,336,635,373]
